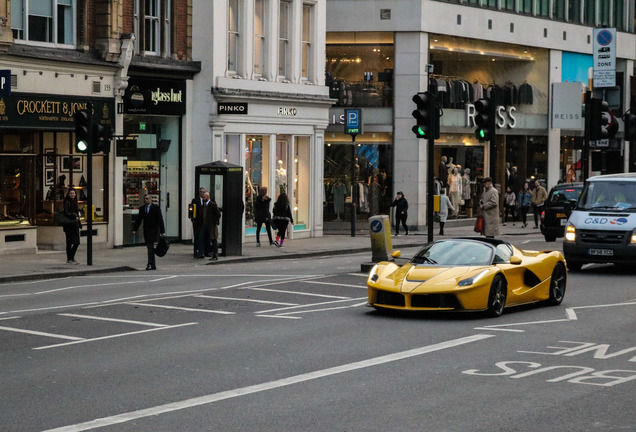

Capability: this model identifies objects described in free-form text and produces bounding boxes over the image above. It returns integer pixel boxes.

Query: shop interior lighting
[430,45,534,61]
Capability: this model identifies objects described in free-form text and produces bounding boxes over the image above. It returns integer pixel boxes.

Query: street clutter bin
[369,215,392,262]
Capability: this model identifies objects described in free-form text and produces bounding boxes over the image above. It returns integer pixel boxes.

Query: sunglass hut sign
[125,78,186,115]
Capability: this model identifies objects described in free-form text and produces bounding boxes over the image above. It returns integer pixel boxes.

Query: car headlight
[368,264,379,282]
[565,222,576,241]
[458,269,489,287]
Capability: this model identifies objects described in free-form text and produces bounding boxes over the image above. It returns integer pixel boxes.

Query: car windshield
[411,240,493,266]
[578,181,636,211]
[548,187,581,205]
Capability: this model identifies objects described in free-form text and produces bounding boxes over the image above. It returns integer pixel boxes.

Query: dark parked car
[540,182,583,242]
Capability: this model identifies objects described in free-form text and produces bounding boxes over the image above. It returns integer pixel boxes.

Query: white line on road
[255,314,302,320]
[58,313,168,328]
[33,322,198,350]
[42,333,494,432]
[299,280,366,289]
[0,325,84,341]
[123,302,235,315]
[275,301,369,316]
[149,275,179,282]
[194,295,298,306]
[0,316,20,321]
[246,287,350,299]
[256,297,366,315]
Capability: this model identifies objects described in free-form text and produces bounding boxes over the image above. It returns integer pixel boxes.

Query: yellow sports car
[367,237,567,317]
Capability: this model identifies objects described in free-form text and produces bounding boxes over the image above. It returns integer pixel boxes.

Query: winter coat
[63,196,81,244]
[438,194,455,223]
[254,195,272,223]
[202,200,221,240]
[531,185,548,206]
[480,186,500,237]
[391,196,409,215]
[517,190,531,207]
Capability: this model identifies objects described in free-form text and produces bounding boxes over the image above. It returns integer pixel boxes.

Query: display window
[326,32,394,108]
[292,136,309,229]
[244,135,271,228]
[324,132,393,223]
[560,136,583,183]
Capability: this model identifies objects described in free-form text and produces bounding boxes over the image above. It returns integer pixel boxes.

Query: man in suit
[132,194,166,270]
[191,187,209,258]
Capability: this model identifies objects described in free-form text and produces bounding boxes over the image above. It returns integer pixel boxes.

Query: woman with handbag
[63,189,82,264]
[254,186,274,247]
[272,193,293,248]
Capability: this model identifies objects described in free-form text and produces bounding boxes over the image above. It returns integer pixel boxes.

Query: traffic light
[584,97,603,141]
[74,109,92,154]
[624,108,636,142]
[600,100,618,139]
[412,92,439,139]
[474,98,496,142]
[92,124,112,154]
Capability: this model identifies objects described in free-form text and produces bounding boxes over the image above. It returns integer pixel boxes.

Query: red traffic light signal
[474,98,496,142]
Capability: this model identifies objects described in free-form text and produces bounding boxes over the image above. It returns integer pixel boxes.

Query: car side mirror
[391,250,401,258]
[509,256,522,265]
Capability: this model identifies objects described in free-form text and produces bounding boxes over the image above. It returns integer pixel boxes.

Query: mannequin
[448,167,462,218]
[332,179,346,221]
[276,160,287,195]
[446,156,456,175]
[438,156,448,190]
[462,168,473,217]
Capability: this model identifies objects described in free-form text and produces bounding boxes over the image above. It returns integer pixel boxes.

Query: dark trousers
[504,204,517,223]
[256,220,273,244]
[520,205,530,225]
[146,242,156,267]
[194,223,210,257]
[395,212,408,234]
[276,221,289,243]
[532,204,544,227]
[211,239,219,257]
[66,242,79,261]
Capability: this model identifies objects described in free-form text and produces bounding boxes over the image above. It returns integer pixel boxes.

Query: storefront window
[293,136,310,228]
[245,135,271,228]
[560,136,583,183]
[275,139,288,196]
[326,32,394,108]
[0,131,37,226]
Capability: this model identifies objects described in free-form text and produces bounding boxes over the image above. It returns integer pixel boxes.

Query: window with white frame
[301,4,313,81]
[11,0,75,45]
[134,0,172,56]
[278,1,290,78]
[228,0,240,73]
[254,0,266,76]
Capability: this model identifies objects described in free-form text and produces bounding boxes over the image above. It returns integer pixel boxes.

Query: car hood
[398,264,479,293]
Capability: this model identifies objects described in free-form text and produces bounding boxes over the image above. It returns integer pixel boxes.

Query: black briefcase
[154,237,170,257]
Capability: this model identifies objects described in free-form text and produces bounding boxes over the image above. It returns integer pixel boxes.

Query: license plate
[556,213,566,218]
[588,248,614,256]
[560,219,567,226]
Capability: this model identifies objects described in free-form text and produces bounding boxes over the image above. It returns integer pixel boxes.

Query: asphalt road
[1,235,634,432]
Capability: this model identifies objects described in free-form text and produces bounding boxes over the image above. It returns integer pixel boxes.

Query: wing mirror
[391,250,401,258]
[509,256,522,265]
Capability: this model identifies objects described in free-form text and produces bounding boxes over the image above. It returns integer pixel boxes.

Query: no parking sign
[593,28,616,88]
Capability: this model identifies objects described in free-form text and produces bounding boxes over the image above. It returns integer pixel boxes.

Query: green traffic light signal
[412,125,427,138]
[74,109,92,154]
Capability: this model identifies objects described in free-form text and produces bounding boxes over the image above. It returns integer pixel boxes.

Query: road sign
[593,28,616,88]
[344,109,362,136]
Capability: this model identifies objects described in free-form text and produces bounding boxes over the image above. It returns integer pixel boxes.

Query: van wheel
[567,261,583,271]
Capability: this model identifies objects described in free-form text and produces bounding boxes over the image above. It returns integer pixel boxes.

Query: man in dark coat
[390,191,409,236]
[191,187,209,258]
[132,194,165,270]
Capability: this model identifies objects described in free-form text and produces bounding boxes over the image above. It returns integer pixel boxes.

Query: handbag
[154,237,170,257]
[474,215,484,233]
[54,211,76,226]
[269,218,277,231]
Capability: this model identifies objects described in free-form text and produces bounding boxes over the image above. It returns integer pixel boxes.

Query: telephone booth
[195,161,243,256]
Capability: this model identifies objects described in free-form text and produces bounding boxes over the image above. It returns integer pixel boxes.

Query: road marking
[246,287,350,299]
[58,313,168,328]
[35,280,139,295]
[123,302,235,315]
[258,298,368,315]
[33,322,198,350]
[473,327,525,333]
[300,280,366,289]
[0,325,84,341]
[275,301,368,316]
[0,316,20,321]
[149,276,179,282]
[42,334,494,432]
[255,314,302,320]
[194,295,297,306]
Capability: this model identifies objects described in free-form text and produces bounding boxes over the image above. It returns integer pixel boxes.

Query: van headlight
[565,222,576,242]
[458,270,489,287]
[631,230,636,244]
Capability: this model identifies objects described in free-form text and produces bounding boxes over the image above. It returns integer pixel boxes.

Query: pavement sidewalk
[0,218,540,283]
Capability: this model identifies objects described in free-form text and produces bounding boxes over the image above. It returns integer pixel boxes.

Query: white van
[563,173,636,270]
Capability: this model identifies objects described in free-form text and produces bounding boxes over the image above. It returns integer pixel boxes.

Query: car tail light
[540,210,545,223]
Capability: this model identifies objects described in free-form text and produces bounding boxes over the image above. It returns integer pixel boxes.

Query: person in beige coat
[530,179,548,229]
[479,177,500,238]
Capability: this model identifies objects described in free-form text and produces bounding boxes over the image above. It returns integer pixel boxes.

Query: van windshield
[578,181,636,211]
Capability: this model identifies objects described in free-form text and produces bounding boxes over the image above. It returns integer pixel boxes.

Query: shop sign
[0,70,10,96]
[277,107,297,116]
[466,104,516,129]
[124,78,186,115]
[551,83,583,129]
[0,93,114,130]
[218,102,248,114]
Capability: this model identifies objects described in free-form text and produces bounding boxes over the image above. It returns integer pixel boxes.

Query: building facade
[0,0,199,255]
[191,0,332,241]
[326,0,636,230]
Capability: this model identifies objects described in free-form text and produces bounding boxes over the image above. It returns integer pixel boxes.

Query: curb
[0,266,137,284]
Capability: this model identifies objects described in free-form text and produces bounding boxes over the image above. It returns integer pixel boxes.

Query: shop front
[0,93,114,254]
[121,77,185,246]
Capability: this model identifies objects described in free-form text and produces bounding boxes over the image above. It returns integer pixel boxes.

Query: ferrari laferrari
[367,237,567,317]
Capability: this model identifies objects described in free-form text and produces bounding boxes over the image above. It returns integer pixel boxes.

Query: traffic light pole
[351,135,357,237]
[583,91,591,180]
[86,136,93,265]
[426,83,435,243]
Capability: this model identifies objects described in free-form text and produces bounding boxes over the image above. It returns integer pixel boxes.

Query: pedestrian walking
[63,189,81,264]
[437,189,455,235]
[132,194,166,270]
[517,182,532,228]
[190,187,209,258]
[531,179,548,229]
[503,186,517,226]
[272,193,293,248]
[254,186,274,247]
[479,177,500,238]
[391,191,409,236]
[202,192,221,261]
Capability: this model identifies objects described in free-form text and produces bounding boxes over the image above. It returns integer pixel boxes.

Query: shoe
[503,223,507,226]
[279,245,284,248]
[210,255,218,261]
[67,260,73,264]
[405,231,409,236]
[269,242,275,246]
[256,242,261,247]
[274,241,281,247]
[523,223,527,228]
[533,226,539,229]
[146,264,155,270]
[72,259,79,265]
[513,223,516,226]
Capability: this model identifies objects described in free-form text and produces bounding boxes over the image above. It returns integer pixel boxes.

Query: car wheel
[567,260,583,271]
[547,262,567,305]
[486,274,507,317]
[544,234,556,242]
